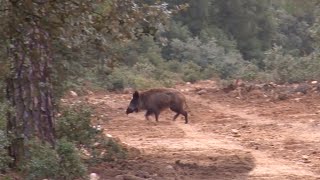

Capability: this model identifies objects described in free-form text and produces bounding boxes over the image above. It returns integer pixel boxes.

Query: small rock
[231,129,239,134]
[293,98,302,102]
[106,133,113,138]
[311,81,318,84]
[186,82,191,85]
[69,90,78,97]
[165,165,174,170]
[93,142,100,147]
[302,155,311,163]
[206,87,219,93]
[197,89,207,95]
[231,129,241,137]
[96,125,102,131]
[90,173,100,180]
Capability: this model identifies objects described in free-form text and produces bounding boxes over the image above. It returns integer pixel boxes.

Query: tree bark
[6,3,55,166]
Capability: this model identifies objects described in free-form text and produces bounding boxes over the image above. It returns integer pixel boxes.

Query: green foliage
[21,139,87,180]
[168,37,252,80]
[21,141,60,180]
[165,21,193,42]
[180,62,202,83]
[264,46,320,83]
[272,7,315,57]
[236,63,260,81]
[56,139,87,179]
[56,104,98,146]
[212,0,276,61]
[105,63,175,90]
[199,25,238,52]
[88,135,127,164]
[56,103,127,165]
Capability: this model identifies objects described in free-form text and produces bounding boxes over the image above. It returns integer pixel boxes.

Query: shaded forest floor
[73,80,320,180]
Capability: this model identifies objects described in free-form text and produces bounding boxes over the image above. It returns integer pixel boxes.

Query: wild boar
[126,88,189,124]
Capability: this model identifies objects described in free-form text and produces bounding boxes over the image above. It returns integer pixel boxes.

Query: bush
[105,59,177,90]
[56,139,87,179]
[263,46,320,83]
[21,140,60,180]
[88,135,127,164]
[56,103,128,165]
[21,139,87,180]
[168,37,251,80]
[56,104,99,146]
[181,62,202,83]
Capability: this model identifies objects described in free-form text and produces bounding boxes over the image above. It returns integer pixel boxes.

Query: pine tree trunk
[6,3,55,166]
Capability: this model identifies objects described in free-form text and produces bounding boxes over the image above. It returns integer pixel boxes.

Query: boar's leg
[145,110,153,121]
[154,110,160,122]
[173,113,180,121]
[170,106,182,121]
[181,110,188,124]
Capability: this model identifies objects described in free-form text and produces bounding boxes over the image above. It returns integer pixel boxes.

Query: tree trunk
[6,3,55,166]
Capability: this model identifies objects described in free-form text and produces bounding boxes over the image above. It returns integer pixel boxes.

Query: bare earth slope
[83,81,320,180]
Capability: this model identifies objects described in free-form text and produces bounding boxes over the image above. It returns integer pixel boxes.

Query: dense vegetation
[0,0,319,179]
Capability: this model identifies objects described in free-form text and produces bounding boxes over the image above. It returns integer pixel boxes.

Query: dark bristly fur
[126,88,189,124]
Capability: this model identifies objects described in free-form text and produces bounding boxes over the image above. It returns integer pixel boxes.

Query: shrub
[21,140,60,180]
[21,139,87,180]
[181,62,202,83]
[56,104,99,146]
[168,37,250,80]
[56,103,128,165]
[56,139,87,179]
[263,46,320,83]
[88,135,127,164]
[105,60,177,90]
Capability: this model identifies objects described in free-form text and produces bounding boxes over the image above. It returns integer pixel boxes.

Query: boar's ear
[133,91,139,98]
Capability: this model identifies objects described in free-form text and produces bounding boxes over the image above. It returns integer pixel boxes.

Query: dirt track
[85,81,320,180]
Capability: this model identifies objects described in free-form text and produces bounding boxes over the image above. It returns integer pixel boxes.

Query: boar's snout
[126,108,133,114]
[126,107,138,114]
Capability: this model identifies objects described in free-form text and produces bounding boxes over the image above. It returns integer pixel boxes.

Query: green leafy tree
[211,0,276,63]
[0,0,172,167]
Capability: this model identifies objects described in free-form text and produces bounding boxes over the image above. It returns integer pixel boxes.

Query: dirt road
[86,81,320,180]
